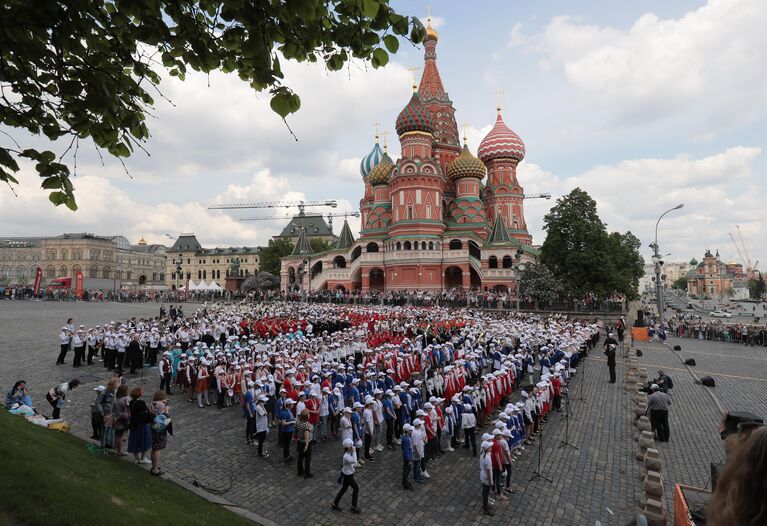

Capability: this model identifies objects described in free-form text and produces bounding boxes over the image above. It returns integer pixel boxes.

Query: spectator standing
[127,387,153,464]
[112,384,130,456]
[148,390,171,476]
[295,409,314,478]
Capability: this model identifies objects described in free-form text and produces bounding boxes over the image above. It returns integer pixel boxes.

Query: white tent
[187,280,201,291]
[197,280,210,290]
[207,280,223,291]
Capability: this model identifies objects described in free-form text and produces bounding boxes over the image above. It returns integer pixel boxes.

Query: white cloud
[515,146,766,264]
[513,0,767,134]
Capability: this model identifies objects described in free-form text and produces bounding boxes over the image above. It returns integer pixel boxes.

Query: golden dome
[447,145,486,181]
[367,153,394,185]
[138,237,147,246]
[425,17,438,41]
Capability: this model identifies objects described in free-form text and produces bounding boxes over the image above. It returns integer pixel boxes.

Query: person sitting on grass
[5,380,33,410]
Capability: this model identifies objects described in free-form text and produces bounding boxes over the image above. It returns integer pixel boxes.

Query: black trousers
[104,348,115,369]
[56,344,69,364]
[46,393,61,419]
[402,458,411,487]
[73,346,85,367]
[246,415,255,443]
[297,441,312,476]
[364,433,373,459]
[115,352,125,371]
[256,431,267,456]
[464,428,477,455]
[608,364,616,383]
[650,409,670,441]
[334,474,359,508]
[386,419,394,446]
[87,345,98,365]
[280,431,293,459]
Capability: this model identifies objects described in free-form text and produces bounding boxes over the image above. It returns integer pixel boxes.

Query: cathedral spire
[418,14,445,101]
[486,212,516,246]
[291,224,313,256]
[334,219,355,250]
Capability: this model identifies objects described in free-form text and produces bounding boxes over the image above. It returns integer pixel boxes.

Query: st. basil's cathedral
[281,20,539,293]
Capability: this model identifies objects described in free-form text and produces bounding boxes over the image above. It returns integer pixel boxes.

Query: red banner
[33,267,42,296]
[185,278,189,301]
[75,271,84,298]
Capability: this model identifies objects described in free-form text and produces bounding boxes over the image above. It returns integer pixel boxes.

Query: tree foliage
[672,276,688,290]
[749,273,765,300]
[310,238,331,253]
[0,0,425,209]
[242,271,280,291]
[259,237,294,275]
[540,188,645,301]
[518,263,563,305]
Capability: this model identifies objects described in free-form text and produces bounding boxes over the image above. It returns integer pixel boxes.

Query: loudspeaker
[684,358,696,366]
[636,350,643,357]
[701,376,716,387]
[673,345,682,351]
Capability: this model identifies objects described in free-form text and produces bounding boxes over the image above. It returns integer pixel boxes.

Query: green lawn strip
[0,410,256,526]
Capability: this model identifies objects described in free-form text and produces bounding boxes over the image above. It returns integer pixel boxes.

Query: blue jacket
[401,434,413,461]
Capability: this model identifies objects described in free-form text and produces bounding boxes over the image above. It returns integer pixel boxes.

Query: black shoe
[404,484,414,490]
[331,503,341,512]
[350,507,361,514]
[304,473,314,479]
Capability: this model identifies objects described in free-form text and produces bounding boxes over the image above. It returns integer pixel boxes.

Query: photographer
[647,384,672,442]
[603,332,618,384]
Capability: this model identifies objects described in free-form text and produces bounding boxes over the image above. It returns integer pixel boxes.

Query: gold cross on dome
[382,131,389,153]
[407,66,420,92]
[373,122,380,141]
[493,91,504,113]
[461,123,469,146]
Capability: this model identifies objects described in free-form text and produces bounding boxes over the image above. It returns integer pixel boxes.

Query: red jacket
[491,440,503,469]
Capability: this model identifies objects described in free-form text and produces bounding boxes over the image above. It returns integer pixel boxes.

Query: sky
[1,0,765,269]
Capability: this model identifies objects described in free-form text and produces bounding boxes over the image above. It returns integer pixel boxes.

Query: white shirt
[363,407,374,434]
[341,450,357,475]
[480,454,493,485]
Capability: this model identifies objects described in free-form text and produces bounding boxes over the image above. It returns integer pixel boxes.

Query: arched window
[396,242,401,251]
[403,241,412,250]
[333,255,346,268]
[422,241,427,250]
[449,239,462,250]
[59,265,67,277]
[45,265,56,278]
[15,265,26,279]
[366,242,379,253]
[102,266,111,279]
[428,241,434,250]
[88,265,98,278]
[502,256,512,269]
[489,256,498,269]
[351,246,362,262]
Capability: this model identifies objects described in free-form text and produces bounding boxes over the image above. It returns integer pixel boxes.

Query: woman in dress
[127,386,153,464]
[148,390,170,476]
[112,384,130,456]
[99,377,119,449]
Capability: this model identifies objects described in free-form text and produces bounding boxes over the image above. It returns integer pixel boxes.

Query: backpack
[665,375,674,389]
[152,413,170,433]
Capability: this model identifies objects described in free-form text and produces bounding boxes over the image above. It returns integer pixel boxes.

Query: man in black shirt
[603,332,618,383]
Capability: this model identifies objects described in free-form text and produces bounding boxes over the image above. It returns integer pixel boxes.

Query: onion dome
[360,141,384,178]
[425,17,439,41]
[367,153,394,185]
[477,111,525,163]
[395,93,434,136]
[447,145,486,180]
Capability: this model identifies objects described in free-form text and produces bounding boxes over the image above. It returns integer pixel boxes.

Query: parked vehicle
[709,310,733,318]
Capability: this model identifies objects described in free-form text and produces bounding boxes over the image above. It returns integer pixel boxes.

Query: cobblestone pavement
[633,335,767,517]
[2,301,647,526]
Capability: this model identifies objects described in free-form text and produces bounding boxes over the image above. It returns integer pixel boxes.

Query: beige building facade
[165,234,261,289]
[0,233,166,288]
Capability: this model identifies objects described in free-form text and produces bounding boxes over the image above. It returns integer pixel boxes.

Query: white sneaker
[138,458,152,465]
[394,439,401,444]
[375,445,384,452]
[422,471,431,479]
[447,447,455,452]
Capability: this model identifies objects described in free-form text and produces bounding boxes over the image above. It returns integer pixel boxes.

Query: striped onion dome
[395,93,434,136]
[447,145,486,181]
[367,153,394,185]
[360,141,384,178]
[477,111,525,163]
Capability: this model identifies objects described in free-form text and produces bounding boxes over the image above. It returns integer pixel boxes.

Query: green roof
[334,220,355,250]
[291,227,313,256]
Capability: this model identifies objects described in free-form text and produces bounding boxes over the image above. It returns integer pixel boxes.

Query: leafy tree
[672,276,688,290]
[259,237,294,275]
[750,273,766,300]
[310,238,331,254]
[0,0,425,210]
[242,271,280,291]
[540,187,644,301]
[518,263,563,306]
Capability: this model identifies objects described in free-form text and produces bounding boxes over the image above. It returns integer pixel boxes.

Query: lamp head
[673,204,684,210]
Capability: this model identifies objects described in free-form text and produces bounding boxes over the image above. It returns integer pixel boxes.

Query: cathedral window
[407,206,414,220]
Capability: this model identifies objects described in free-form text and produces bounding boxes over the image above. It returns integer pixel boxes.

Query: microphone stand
[558,389,578,450]
[529,413,552,483]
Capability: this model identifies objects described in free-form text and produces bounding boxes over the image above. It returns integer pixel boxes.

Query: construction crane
[208,199,338,215]
[729,226,760,275]
[523,193,551,200]
[240,211,359,222]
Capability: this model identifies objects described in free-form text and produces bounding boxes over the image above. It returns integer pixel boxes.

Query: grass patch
[0,410,256,526]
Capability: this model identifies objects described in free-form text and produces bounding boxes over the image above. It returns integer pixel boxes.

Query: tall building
[164,233,261,290]
[0,233,166,287]
[274,212,336,245]
[687,249,741,298]
[281,21,538,292]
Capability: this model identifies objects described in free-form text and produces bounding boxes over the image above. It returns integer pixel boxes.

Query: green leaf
[361,0,379,18]
[41,177,61,190]
[40,151,56,163]
[0,148,20,171]
[383,34,399,54]
[371,47,388,68]
[48,191,67,206]
[269,90,301,118]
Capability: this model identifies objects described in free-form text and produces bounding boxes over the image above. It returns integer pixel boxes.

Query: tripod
[529,415,553,483]
[576,351,587,402]
[558,390,579,450]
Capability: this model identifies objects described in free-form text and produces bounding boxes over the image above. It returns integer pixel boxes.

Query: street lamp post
[173,258,183,302]
[651,204,684,327]
[513,249,526,312]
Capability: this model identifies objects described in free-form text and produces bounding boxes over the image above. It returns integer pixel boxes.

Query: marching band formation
[55,301,600,515]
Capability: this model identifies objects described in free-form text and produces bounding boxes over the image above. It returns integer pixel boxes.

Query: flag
[33,267,43,296]
[75,270,84,298]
